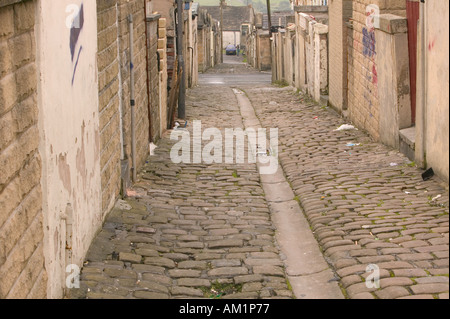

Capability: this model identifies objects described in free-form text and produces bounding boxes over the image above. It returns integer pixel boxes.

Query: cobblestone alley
[70,56,449,300]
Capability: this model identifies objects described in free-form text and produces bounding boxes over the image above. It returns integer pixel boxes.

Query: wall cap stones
[376,14,408,34]
[294,5,328,13]
[146,13,161,22]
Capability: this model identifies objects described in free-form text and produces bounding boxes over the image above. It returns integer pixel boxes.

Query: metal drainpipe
[188,46,194,87]
[129,14,137,183]
[117,3,125,161]
[144,0,153,145]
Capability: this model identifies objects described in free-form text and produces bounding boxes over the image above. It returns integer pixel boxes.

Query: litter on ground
[335,124,357,131]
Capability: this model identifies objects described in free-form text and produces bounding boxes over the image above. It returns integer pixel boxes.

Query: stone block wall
[0,0,47,299]
[328,0,352,111]
[347,0,406,141]
[117,0,150,178]
[96,0,155,214]
[97,0,122,216]
[158,18,168,135]
[198,11,221,73]
[257,32,271,71]
[146,14,161,142]
[286,12,328,102]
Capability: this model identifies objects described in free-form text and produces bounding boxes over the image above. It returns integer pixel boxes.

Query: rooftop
[202,5,254,31]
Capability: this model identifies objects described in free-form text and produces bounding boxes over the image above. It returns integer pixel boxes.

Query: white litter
[432,194,442,201]
[335,124,357,131]
[173,122,187,131]
[390,163,398,166]
[149,142,157,156]
[115,199,132,211]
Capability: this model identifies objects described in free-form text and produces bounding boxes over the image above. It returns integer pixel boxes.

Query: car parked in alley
[225,44,237,55]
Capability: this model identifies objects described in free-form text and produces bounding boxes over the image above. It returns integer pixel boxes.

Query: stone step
[399,126,416,161]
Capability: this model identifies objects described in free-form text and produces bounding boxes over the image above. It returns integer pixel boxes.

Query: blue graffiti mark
[70,4,84,85]
[71,46,83,86]
[362,27,375,58]
[70,4,84,61]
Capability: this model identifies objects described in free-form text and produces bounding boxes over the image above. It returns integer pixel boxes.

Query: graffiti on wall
[362,27,376,58]
[363,5,379,89]
[66,3,84,85]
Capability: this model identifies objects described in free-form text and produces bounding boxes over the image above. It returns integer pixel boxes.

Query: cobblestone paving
[71,58,449,299]
[70,83,294,299]
[245,86,449,299]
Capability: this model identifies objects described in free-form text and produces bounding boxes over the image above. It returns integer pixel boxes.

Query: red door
[406,0,420,125]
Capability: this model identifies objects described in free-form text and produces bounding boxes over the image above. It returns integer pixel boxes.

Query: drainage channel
[232,88,345,299]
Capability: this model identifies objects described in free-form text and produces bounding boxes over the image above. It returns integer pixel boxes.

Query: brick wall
[328,0,352,111]
[347,0,406,140]
[0,0,47,298]
[96,0,156,208]
[157,18,168,135]
[117,0,150,178]
[198,26,205,72]
[257,32,271,71]
[198,10,220,73]
[97,0,122,216]
[147,14,161,142]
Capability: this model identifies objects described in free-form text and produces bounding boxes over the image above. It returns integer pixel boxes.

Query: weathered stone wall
[96,0,158,218]
[97,0,122,216]
[328,0,352,112]
[273,12,327,102]
[198,24,206,72]
[347,0,406,141]
[117,0,150,178]
[158,18,168,135]
[147,14,161,142]
[257,31,271,71]
[418,0,449,182]
[0,0,47,299]
[198,11,221,73]
[375,14,411,150]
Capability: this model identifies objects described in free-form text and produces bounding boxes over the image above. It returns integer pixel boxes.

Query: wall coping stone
[294,5,328,13]
[313,23,328,35]
[376,14,408,34]
[146,13,161,22]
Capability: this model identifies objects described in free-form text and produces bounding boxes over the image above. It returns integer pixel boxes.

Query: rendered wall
[422,0,449,182]
[36,0,102,298]
[328,0,351,111]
